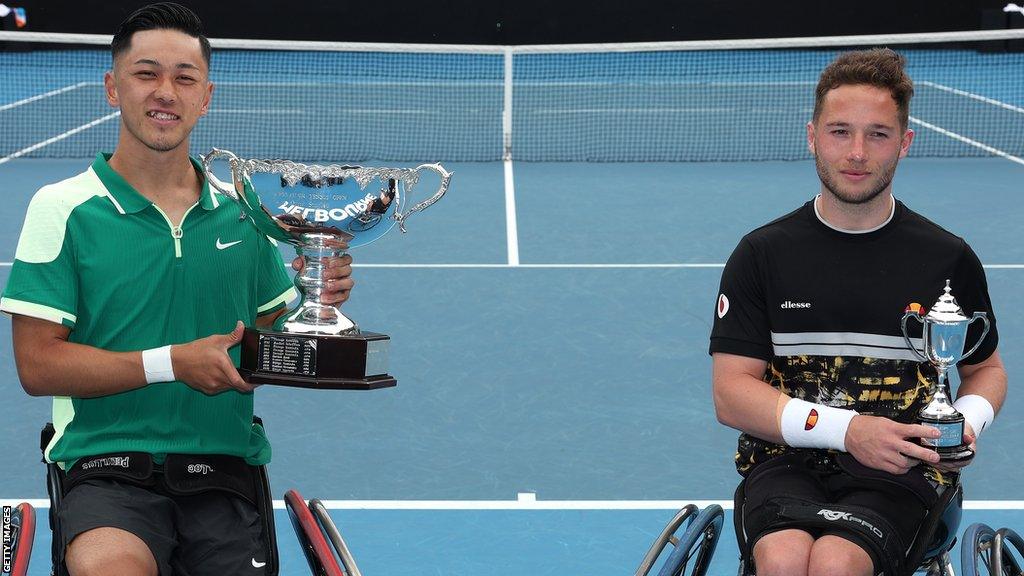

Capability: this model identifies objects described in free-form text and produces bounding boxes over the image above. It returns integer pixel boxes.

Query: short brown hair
[812,48,914,129]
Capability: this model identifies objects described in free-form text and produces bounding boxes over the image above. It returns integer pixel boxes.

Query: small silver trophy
[901,280,990,463]
[201,148,451,390]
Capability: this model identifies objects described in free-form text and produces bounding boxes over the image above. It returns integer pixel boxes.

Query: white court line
[919,81,1024,116]
[0,111,120,166]
[6,498,1024,511]
[504,160,520,266]
[0,82,90,113]
[909,115,1024,167]
[1,263,1023,269]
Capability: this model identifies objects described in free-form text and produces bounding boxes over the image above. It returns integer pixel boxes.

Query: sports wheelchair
[634,475,1022,576]
[3,421,363,576]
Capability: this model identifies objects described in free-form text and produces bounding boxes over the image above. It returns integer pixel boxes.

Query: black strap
[65,453,155,491]
[750,494,906,576]
[162,454,258,505]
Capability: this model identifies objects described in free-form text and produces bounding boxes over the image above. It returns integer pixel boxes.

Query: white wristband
[953,394,995,438]
[780,398,858,452]
[142,345,175,384]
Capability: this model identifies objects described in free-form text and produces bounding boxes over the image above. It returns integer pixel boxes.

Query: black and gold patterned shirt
[709,198,998,483]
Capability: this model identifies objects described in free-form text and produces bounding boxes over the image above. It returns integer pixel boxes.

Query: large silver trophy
[201,148,451,390]
[901,280,990,463]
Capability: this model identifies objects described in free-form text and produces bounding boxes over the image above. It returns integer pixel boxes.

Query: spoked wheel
[961,523,1024,576]
[655,505,725,576]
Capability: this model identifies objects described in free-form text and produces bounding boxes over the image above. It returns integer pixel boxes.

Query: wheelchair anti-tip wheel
[962,523,1024,576]
[635,504,725,576]
[3,502,35,576]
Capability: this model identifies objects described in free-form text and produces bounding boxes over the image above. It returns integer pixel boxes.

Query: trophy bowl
[902,280,990,463]
[201,148,452,389]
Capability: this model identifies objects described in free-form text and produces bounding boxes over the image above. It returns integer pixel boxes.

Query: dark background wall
[6,0,1023,43]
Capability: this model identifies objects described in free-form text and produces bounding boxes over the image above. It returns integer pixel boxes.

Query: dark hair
[813,48,914,130]
[111,2,211,67]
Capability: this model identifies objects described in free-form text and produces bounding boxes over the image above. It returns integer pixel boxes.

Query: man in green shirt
[1,4,353,575]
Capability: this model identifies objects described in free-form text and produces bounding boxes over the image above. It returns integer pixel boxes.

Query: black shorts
[740,452,939,574]
[59,477,268,576]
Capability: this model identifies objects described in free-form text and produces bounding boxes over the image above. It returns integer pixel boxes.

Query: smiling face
[104,28,213,155]
[807,83,914,205]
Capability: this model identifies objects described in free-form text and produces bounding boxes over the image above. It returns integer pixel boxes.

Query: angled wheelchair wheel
[962,523,1024,576]
[652,505,725,576]
[962,523,999,576]
[285,490,344,576]
[7,502,36,576]
[309,498,362,576]
[991,527,1024,576]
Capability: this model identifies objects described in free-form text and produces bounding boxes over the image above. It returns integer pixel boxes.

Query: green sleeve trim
[45,396,75,465]
[0,297,76,327]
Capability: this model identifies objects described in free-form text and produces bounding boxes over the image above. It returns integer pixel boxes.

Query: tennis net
[1,29,1022,163]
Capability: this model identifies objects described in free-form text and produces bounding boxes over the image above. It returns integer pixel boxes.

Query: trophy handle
[393,163,453,233]
[200,148,244,200]
[901,311,930,363]
[960,312,991,361]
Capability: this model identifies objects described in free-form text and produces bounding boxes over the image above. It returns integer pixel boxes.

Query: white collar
[813,194,896,234]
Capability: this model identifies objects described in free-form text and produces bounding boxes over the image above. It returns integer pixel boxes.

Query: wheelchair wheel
[6,502,36,576]
[309,498,362,576]
[991,528,1024,575]
[655,505,725,576]
[963,523,1024,576]
[285,490,344,576]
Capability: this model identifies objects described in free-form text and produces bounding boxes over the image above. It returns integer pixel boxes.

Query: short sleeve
[1,187,81,328]
[709,237,772,360]
[952,241,998,365]
[255,236,297,316]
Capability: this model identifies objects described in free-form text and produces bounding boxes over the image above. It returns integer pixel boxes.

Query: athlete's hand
[845,415,941,475]
[933,424,977,473]
[291,253,354,306]
[171,321,253,395]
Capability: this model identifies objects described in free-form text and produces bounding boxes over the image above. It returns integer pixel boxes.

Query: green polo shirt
[1,153,296,466]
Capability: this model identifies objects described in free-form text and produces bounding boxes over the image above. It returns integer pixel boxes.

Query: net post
[502,47,513,161]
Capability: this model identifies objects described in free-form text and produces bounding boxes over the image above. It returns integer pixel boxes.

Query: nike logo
[251,558,266,568]
[216,238,242,250]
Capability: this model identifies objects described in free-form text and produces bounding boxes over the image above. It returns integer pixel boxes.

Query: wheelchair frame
[634,476,1024,576]
[22,421,362,576]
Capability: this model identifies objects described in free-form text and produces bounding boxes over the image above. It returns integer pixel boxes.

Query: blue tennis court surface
[2,155,1022,575]
[2,38,1023,575]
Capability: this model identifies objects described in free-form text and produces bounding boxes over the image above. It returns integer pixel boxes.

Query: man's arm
[956,348,1007,437]
[13,314,252,398]
[712,352,785,443]
[713,351,942,474]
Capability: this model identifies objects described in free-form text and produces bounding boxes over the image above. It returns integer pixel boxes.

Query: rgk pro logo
[817,508,884,538]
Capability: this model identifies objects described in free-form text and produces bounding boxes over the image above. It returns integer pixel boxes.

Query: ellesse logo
[804,409,819,431]
[781,300,811,309]
[717,294,730,319]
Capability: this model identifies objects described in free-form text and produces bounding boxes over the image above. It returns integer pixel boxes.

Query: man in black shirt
[710,49,1007,576]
